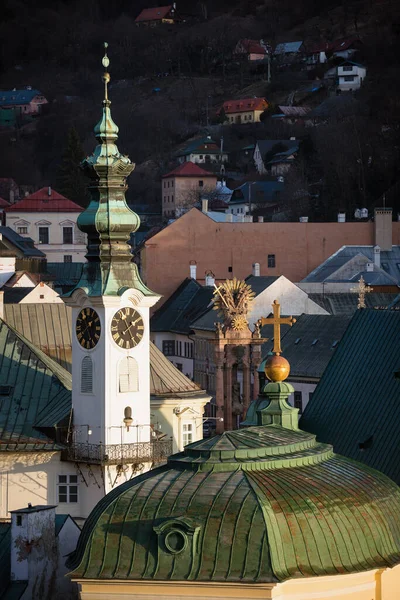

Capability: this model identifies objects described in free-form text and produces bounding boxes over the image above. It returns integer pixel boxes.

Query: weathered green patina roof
[0,318,71,449]
[68,385,400,582]
[301,308,400,484]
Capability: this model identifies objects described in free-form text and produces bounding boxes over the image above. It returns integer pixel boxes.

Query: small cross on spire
[257,300,296,355]
[351,275,373,309]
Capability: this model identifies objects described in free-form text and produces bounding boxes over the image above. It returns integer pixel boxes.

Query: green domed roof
[68,419,400,583]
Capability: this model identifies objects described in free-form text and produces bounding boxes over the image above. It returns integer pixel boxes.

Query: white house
[337,61,366,92]
[4,187,86,263]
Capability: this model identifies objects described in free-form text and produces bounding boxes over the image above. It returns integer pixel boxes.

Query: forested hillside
[0,0,399,218]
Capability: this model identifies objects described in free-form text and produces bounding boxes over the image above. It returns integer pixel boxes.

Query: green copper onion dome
[68,43,156,298]
[67,381,400,583]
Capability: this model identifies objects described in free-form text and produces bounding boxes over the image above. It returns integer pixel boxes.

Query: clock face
[76,307,101,349]
[111,307,144,349]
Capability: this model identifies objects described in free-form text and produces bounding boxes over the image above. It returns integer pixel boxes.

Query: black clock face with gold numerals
[76,307,101,349]
[111,307,144,349]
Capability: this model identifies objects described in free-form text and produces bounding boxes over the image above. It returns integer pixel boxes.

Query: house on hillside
[162,162,217,218]
[234,39,269,61]
[0,87,48,116]
[253,139,299,175]
[135,4,178,26]
[274,41,304,66]
[4,187,86,263]
[272,106,312,126]
[337,61,366,92]
[305,37,361,67]
[220,97,268,124]
[175,135,228,165]
[227,180,285,217]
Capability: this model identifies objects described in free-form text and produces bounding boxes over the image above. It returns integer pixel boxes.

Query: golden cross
[350,275,373,309]
[257,300,296,355]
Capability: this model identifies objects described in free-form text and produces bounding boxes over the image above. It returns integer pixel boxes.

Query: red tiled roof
[221,97,268,114]
[5,187,83,212]
[307,37,360,55]
[236,39,267,55]
[163,162,216,178]
[0,196,10,208]
[135,5,173,22]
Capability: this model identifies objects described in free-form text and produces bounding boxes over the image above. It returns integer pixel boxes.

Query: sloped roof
[135,5,173,22]
[151,278,214,334]
[5,187,83,213]
[68,421,400,582]
[4,303,73,372]
[302,245,400,284]
[256,139,299,159]
[277,106,311,117]
[176,136,221,157]
[275,41,303,54]
[236,39,267,55]
[306,37,360,54]
[46,262,84,289]
[149,342,203,395]
[162,161,216,178]
[260,314,352,378]
[0,89,44,107]
[0,226,45,258]
[309,292,398,315]
[2,287,33,304]
[301,309,400,484]
[229,180,284,205]
[0,196,10,208]
[0,523,11,597]
[221,97,268,114]
[0,319,71,449]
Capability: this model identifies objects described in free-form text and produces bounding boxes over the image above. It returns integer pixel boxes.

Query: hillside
[0,0,399,219]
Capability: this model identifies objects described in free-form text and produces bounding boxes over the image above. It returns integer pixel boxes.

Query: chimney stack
[373,245,381,269]
[258,216,264,223]
[366,262,374,272]
[226,213,233,222]
[189,262,197,279]
[337,212,346,223]
[48,186,52,197]
[252,262,260,276]
[299,216,308,223]
[201,198,208,213]
[205,271,215,286]
[374,208,392,251]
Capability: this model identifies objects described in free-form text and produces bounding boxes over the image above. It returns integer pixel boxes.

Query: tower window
[81,356,93,393]
[119,357,138,393]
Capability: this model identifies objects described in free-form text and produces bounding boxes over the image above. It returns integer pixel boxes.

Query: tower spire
[68,43,156,299]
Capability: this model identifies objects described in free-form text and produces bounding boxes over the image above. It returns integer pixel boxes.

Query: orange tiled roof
[5,187,83,212]
[221,97,268,114]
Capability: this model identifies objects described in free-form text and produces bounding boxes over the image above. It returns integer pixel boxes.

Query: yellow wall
[75,565,400,600]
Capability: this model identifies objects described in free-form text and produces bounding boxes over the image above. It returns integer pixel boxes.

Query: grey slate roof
[302,245,400,284]
[151,278,214,334]
[275,41,303,54]
[309,292,399,315]
[0,88,43,107]
[0,226,45,258]
[191,275,279,331]
[2,286,32,304]
[261,314,352,378]
[300,309,400,484]
[229,181,284,205]
[0,319,71,450]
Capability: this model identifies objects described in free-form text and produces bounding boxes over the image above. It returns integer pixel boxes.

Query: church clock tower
[64,44,160,493]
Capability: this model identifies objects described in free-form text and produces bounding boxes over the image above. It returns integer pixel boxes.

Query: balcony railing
[62,439,173,465]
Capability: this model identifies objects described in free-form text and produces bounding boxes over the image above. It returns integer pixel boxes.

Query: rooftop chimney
[366,262,374,272]
[252,262,260,276]
[226,213,233,222]
[299,216,308,223]
[201,198,208,213]
[337,212,346,223]
[205,271,215,286]
[189,263,197,279]
[374,208,392,251]
[48,186,51,197]
[373,245,381,269]
[258,216,264,223]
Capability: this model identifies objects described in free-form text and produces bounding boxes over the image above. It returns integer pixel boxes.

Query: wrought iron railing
[62,439,172,465]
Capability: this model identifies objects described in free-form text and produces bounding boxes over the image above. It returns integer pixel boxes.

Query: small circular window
[164,529,187,554]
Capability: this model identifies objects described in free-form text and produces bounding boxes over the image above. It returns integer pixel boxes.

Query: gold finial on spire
[257,300,296,382]
[102,41,110,103]
[351,275,373,309]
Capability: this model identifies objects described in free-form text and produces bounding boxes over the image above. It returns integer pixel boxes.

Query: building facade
[220,97,268,124]
[161,162,217,218]
[5,187,86,263]
[337,62,366,92]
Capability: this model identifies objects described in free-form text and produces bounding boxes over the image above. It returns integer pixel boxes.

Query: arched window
[119,357,138,393]
[81,356,93,394]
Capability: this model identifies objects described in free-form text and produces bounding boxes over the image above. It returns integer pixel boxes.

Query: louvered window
[81,356,93,393]
[119,357,138,393]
